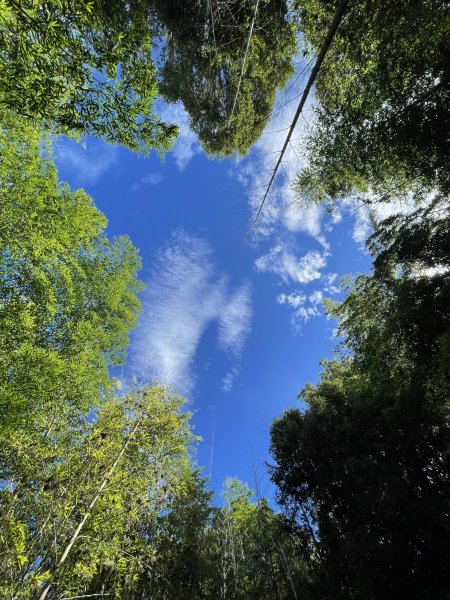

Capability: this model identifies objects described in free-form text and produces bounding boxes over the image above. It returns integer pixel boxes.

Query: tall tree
[270,225,450,599]
[131,466,217,600]
[211,478,310,600]
[0,110,144,524]
[1,386,195,599]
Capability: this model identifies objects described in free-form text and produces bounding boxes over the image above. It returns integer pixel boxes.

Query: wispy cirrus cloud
[232,56,328,244]
[276,292,306,308]
[132,172,163,192]
[222,366,240,393]
[130,231,252,394]
[323,272,340,295]
[55,138,117,184]
[218,283,253,357]
[142,172,163,186]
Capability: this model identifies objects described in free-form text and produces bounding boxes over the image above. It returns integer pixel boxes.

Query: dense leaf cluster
[294,0,450,202]
[270,257,450,598]
[0,0,178,153]
[155,0,297,156]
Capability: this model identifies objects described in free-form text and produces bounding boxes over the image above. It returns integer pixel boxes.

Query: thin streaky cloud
[130,231,252,395]
[218,282,253,357]
[222,367,240,393]
[142,172,163,186]
[233,57,326,243]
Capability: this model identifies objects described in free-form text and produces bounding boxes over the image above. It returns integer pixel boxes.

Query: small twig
[61,594,111,599]
[229,0,260,120]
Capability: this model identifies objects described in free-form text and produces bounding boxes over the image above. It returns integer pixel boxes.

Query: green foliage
[294,0,450,203]
[155,0,297,156]
[129,466,217,600]
[0,0,300,157]
[0,110,144,490]
[4,4,449,599]
[0,113,310,597]
[99,471,311,600]
[0,386,195,599]
[0,0,177,153]
[270,226,450,598]
[211,479,309,600]
[270,5,450,597]
[0,29,311,593]
[0,0,304,158]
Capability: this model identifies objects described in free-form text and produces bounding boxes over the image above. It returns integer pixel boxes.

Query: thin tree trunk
[37,417,142,600]
[229,0,260,119]
[277,542,298,600]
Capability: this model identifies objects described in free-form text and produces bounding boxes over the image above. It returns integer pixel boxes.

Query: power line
[251,0,351,229]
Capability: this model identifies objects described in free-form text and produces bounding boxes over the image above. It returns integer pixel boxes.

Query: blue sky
[54,77,379,503]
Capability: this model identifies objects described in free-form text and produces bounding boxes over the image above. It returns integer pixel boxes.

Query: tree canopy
[0,0,298,157]
[0,0,178,153]
[154,0,297,156]
[270,218,450,599]
[0,109,144,490]
[269,4,450,597]
[294,0,450,203]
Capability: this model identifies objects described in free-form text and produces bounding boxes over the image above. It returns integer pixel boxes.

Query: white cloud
[277,288,322,331]
[218,283,253,357]
[326,285,340,295]
[283,200,323,238]
[339,192,420,245]
[324,273,337,285]
[309,290,323,305]
[276,271,341,332]
[294,305,320,325]
[222,367,240,393]
[255,246,327,284]
[130,232,252,394]
[56,139,117,184]
[142,172,163,186]
[158,102,200,170]
[132,172,163,192]
[276,292,306,308]
[227,63,341,335]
